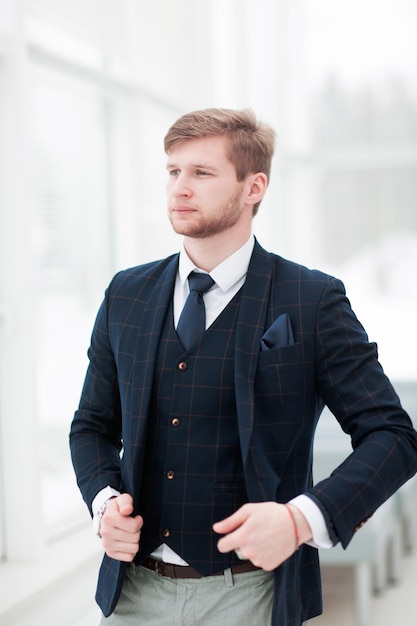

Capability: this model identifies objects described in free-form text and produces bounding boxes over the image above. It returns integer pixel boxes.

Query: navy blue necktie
[177,271,215,350]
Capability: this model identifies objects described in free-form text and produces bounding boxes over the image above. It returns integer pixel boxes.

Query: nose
[171,173,192,198]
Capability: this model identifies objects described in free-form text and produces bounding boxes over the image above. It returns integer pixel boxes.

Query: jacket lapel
[234,240,282,500]
[234,241,271,458]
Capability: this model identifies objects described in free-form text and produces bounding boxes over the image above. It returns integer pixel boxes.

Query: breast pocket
[255,342,306,396]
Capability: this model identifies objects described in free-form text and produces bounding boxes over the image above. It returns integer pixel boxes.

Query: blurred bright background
[0,1,416,625]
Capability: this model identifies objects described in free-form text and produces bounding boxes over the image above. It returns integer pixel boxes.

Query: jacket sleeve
[69,280,124,514]
[307,277,417,548]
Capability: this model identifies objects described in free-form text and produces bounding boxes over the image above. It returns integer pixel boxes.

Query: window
[274,0,417,381]
[30,62,116,534]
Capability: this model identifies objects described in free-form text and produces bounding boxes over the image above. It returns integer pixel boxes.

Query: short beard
[169,191,243,239]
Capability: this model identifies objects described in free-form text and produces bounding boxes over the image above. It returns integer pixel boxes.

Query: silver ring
[235,550,246,560]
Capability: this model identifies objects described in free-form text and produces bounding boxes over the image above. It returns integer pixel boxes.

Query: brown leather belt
[141,556,259,579]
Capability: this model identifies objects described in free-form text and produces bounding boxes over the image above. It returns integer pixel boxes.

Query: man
[70,108,417,626]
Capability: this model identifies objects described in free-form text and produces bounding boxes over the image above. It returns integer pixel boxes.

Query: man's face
[166,136,249,239]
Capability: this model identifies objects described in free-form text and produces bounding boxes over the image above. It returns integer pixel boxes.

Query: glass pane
[320,168,417,264]
[307,0,417,105]
[318,167,417,379]
[30,63,113,534]
[303,0,417,381]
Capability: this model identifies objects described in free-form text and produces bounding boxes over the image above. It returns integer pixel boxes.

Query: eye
[195,170,210,176]
[168,169,180,177]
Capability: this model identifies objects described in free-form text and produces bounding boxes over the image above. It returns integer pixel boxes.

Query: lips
[170,205,197,214]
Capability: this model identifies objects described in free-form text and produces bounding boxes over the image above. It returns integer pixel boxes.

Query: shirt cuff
[92,486,121,516]
[289,494,333,549]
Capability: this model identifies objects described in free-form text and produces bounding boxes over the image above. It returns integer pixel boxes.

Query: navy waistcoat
[136,291,249,574]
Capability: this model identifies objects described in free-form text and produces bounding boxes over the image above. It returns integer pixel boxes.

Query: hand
[100,493,143,562]
[213,502,312,571]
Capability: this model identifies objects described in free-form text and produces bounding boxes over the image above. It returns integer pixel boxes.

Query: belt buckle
[155,560,165,577]
[154,560,172,578]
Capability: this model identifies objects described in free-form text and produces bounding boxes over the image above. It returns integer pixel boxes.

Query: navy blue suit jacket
[70,240,417,624]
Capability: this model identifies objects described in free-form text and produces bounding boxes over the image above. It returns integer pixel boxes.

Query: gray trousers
[100,563,310,625]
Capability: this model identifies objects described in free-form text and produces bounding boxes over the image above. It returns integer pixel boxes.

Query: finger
[107,550,136,563]
[216,527,243,554]
[103,540,139,562]
[101,517,140,544]
[101,523,142,561]
[110,494,143,528]
[104,498,143,534]
[115,493,135,516]
[103,518,141,539]
[104,512,143,535]
[213,504,250,535]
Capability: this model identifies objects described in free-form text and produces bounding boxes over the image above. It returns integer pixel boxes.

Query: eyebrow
[166,161,220,172]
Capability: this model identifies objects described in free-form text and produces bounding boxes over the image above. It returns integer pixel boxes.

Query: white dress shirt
[92,235,333,561]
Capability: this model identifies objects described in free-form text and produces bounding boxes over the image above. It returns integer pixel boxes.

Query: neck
[183,230,252,272]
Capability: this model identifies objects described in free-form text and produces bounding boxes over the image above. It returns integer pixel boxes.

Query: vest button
[162,528,170,538]
[178,361,188,371]
[171,417,180,427]
[166,470,175,480]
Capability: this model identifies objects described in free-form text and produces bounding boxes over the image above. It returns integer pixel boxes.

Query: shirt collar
[178,235,255,292]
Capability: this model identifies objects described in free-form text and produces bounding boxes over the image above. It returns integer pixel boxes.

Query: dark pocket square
[261,313,295,350]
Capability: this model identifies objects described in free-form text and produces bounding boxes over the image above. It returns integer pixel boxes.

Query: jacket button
[171,417,180,427]
[166,470,175,480]
[178,361,188,371]
[162,528,170,538]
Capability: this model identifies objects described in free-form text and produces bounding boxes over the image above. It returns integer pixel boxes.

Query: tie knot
[188,271,215,295]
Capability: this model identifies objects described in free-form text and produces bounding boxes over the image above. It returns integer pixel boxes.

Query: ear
[246,172,268,207]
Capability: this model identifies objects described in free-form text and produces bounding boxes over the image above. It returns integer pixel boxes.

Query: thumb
[115,493,134,517]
